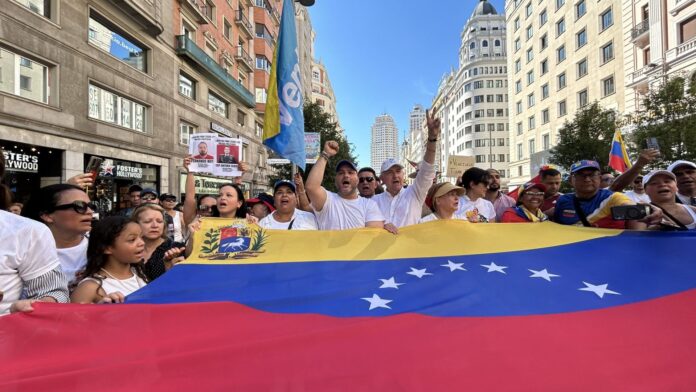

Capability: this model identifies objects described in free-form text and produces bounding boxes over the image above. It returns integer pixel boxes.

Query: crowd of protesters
[1,106,695,314]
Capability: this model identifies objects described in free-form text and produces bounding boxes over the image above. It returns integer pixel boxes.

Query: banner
[2,223,695,390]
[188,133,242,177]
[267,132,321,165]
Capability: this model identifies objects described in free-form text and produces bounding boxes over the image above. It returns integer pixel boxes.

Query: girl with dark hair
[70,216,148,304]
[213,183,248,219]
[131,204,186,281]
[22,184,94,284]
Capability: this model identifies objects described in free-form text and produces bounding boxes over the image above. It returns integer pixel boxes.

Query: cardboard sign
[446,156,476,178]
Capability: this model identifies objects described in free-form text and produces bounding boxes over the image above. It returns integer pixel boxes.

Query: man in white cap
[667,160,696,206]
[373,109,440,232]
[305,140,384,230]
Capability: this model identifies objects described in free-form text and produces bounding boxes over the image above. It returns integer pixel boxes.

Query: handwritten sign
[446,156,476,178]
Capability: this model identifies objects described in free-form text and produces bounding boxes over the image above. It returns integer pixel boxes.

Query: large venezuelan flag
[262,0,305,169]
[2,221,695,390]
[609,129,632,173]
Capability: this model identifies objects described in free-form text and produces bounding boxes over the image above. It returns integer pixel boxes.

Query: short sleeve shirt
[553,189,633,229]
[259,210,318,230]
[312,191,385,230]
[456,196,496,223]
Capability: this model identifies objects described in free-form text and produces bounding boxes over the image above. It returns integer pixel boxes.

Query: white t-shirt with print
[57,236,88,284]
[259,209,318,230]
[312,190,385,230]
[419,212,469,223]
[623,191,651,204]
[456,195,497,223]
[0,210,61,314]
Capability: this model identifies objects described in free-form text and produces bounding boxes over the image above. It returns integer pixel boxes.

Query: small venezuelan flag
[263,0,305,169]
[608,130,632,173]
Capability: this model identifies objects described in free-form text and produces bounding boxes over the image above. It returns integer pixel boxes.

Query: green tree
[550,101,618,170]
[266,101,357,192]
[630,76,696,165]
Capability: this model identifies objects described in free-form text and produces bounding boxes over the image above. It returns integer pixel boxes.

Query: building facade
[400,104,426,179]
[505,0,625,185]
[623,0,696,114]
[437,0,511,185]
[370,114,398,170]
[311,59,339,125]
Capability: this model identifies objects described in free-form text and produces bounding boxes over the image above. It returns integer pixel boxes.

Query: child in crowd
[70,216,148,304]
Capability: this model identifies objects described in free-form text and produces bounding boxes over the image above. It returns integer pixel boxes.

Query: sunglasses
[52,201,96,214]
[358,177,375,183]
[142,195,157,201]
[162,197,177,203]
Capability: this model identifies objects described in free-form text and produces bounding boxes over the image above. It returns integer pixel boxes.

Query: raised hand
[183,155,192,173]
[426,108,441,140]
[323,141,339,157]
[636,149,660,166]
[67,173,95,188]
[294,172,305,192]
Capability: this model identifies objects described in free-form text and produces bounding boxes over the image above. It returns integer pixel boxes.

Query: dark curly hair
[21,183,85,223]
[78,216,148,290]
[213,183,247,218]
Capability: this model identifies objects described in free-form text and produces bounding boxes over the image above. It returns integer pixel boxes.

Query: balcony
[631,19,650,48]
[177,0,209,24]
[627,66,651,92]
[175,35,255,108]
[235,10,253,39]
[666,37,696,63]
[267,4,280,24]
[235,46,254,72]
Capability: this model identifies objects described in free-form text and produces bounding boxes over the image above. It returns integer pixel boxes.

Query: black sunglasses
[162,197,177,202]
[359,177,375,183]
[52,201,96,214]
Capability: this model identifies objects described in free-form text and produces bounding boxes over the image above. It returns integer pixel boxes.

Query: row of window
[516,134,553,161]
[178,72,248,126]
[514,41,614,77]
[454,123,508,139]
[514,0,586,22]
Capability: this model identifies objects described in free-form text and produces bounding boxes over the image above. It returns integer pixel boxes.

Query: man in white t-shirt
[305,141,385,230]
[259,180,318,230]
[373,108,440,232]
[456,167,497,223]
[623,175,651,204]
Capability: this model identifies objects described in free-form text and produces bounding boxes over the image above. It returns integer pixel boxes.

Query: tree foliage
[266,101,357,192]
[629,76,696,165]
[549,102,618,171]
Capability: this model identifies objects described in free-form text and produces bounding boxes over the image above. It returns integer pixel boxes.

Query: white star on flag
[379,277,404,289]
[481,262,507,274]
[579,282,621,298]
[528,268,560,282]
[407,267,433,278]
[441,260,466,272]
[361,294,393,310]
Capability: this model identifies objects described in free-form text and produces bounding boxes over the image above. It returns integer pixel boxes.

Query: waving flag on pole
[263,0,305,169]
[609,130,632,173]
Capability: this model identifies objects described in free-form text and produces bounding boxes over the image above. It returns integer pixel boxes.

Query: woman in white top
[259,180,318,230]
[644,170,696,230]
[457,167,496,223]
[71,216,148,304]
[22,184,94,284]
[419,183,468,223]
[159,193,185,242]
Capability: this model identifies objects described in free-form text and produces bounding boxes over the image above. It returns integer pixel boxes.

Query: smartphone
[85,156,104,179]
[611,205,650,221]
[646,137,660,152]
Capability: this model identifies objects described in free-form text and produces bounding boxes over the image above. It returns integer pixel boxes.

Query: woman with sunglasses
[159,193,185,242]
[22,184,96,284]
[501,182,549,223]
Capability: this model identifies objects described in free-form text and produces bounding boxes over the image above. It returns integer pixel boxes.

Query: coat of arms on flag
[196,219,268,260]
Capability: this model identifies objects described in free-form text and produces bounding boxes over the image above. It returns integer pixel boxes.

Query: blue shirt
[553,189,632,229]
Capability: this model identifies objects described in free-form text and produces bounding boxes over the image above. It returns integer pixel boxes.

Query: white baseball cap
[642,170,677,186]
[667,160,696,173]
[380,158,404,175]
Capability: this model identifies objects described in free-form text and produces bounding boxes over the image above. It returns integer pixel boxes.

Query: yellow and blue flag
[263,0,305,169]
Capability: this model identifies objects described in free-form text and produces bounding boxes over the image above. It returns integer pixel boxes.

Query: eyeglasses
[358,177,375,183]
[52,201,96,214]
[142,195,157,201]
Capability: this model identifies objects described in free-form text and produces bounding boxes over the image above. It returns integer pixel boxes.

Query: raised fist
[324,141,339,157]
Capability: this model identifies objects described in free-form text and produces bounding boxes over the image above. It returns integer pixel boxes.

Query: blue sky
[308,0,506,167]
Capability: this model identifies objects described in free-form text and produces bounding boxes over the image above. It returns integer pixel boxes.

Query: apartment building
[370,114,398,170]
[505,0,625,185]
[400,104,426,179]
[623,0,696,113]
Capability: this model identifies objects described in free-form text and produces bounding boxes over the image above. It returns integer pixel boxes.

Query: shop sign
[100,159,143,179]
[3,151,39,173]
[210,122,233,138]
[180,174,231,195]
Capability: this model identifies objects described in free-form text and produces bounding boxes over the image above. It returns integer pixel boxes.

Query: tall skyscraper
[371,114,399,169]
[505,0,625,185]
[401,104,427,178]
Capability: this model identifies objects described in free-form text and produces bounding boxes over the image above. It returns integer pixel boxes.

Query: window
[600,8,613,31]
[223,18,233,41]
[528,115,536,129]
[576,0,586,19]
[556,0,565,10]
[514,17,521,31]
[558,100,567,116]
[255,88,267,103]
[601,42,614,64]
[476,155,486,163]
[0,47,49,104]
[602,76,615,96]
[540,34,548,50]
[529,139,536,155]
[526,25,534,40]
[557,45,566,63]
[527,93,535,107]
[179,72,196,99]
[474,95,484,104]
[517,122,523,135]
[541,84,549,99]
[499,154,506,163]
[540,9,547,26]
[516,101,523,114]
[578,89,588,107]
[237,109,246,127]
[515,80,522,93]
[182,18,196,40]
[540,59,548,75]
[88,12,147,72]
[556,18,566,36]
[498,138,506,146]
[543,134,550,150]
[15,0,50,18]
[557,72,567,90]
[179,121,196,145]
[517,143,524,160]
[526,48,534,63]
[527,70,534,85]
[204,0,215,21]
[495,39,501,47]
[525,2,533,18]
[514,38,521,52]
[208,91,228,117]
[482,40,489,48]
[577,58,588,78]
[576,28,587,48]
[515,59,521,73]
[256,56,271,72]
[542,109,550,124]
[88,84,146,132]
[679,14,696,43]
